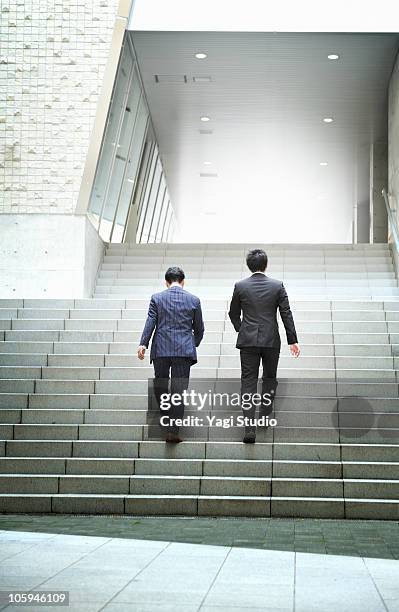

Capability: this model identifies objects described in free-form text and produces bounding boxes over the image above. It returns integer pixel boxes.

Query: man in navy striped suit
[138,266,205,443]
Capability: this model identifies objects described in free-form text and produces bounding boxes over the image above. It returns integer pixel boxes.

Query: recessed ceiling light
[328,53,340,60]
[320,162,328,166]
[203,161,212,165]
[200,116,211,122]
[323,117,334,123]
[195,53,207,59]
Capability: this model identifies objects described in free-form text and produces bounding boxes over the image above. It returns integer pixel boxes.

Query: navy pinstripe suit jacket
[140,285,205,364]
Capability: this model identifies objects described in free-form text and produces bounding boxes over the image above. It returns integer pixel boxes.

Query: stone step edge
[0,491,398,508]
[1,457,399,464]
[0,457,399,464]
[0,493,396,500]
[3,440,399,447]
[1,474,399,483]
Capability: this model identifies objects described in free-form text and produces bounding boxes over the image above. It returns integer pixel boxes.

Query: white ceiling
[131,32,399,242]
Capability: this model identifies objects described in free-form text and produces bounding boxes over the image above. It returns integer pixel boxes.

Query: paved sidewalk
[1,515,399,559]
[0,517,399,611]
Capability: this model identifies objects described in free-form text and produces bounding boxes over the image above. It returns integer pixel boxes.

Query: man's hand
[289,343,300,358]
[137,345,146,360]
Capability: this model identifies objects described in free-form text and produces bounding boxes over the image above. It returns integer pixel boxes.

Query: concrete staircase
[0,243,399,518]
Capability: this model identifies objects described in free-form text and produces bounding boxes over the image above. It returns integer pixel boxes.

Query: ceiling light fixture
[320,162,328,166]
[154,74,187,83]
[328,53,340,60]
[193,76,212,83]
[200,116,211,122]
[195,53,207,59]
[323,117,334,123]
[203,161,212,165]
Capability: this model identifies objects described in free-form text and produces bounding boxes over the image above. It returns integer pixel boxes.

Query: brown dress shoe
[165,433,183,443]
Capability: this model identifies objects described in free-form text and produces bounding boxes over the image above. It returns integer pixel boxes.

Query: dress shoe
[165,433,183,443]
[243,432,256,444]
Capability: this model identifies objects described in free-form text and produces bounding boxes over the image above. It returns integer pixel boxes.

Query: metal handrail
[382,189,399,254]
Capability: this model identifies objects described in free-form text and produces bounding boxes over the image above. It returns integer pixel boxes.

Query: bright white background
[129,0,399,33]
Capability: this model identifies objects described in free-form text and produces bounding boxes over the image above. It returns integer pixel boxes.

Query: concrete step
[1,296,397,306]
[0,354,48,366]
[1,381,398,404]
[97,274,397,284]
[4,440,140,457]
[2,402,397,424]
[4,405,398,427]
[1,294,397,306]
[4,318,399,334]
[0,493,397,519]
[1,422,361,444]
[16,408,147,425]
[1,341,394,358]
[1,243,398,519]
[3,440,399,461]
[2,456,394,479]
[10,377,397,395]
[0,474,397,499]
[93,288,399,298]
[11,424,143,441]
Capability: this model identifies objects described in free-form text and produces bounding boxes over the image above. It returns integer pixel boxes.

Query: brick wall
[0,0,121,213]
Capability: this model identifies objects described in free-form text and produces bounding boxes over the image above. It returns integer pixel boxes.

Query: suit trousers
[153,357,192,434]
[239,347,280,433]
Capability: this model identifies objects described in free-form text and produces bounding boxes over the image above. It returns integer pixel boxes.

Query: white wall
[0,215,105,298]
[84,217,107,296]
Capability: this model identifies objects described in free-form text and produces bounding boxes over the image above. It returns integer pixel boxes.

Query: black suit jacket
[228,273,298,349]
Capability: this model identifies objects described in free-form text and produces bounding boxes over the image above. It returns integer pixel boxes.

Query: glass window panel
[124,139,152,242]
[148,174,166,242]
[88,42,133,229]
[155,188,169,242]
[137,146,157,242]
[160,201,170,242]
[110,96,149,242]
[135,140,155,227]
[110,223,124,243]
[99,65,141,241]
[166,215,174,242]
[162,203,172,242]
[137,147,159,242]
[86,32,177,246]
[141,159,163,243]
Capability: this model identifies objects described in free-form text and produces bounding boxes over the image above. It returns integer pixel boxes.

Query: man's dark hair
[165,266,185,284]
[246,249,268,273]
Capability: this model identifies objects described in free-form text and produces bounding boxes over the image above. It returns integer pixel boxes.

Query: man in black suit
[228,249,300,443]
